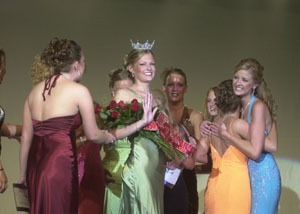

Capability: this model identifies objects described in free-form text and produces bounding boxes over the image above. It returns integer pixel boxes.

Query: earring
[252,88,255,96]
[131,73,135,78]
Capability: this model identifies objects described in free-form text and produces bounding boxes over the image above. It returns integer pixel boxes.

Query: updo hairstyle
[31,38,82,85]
[215,79,240,116]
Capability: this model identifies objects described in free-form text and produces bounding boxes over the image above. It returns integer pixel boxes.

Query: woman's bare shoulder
[190,109,203,123]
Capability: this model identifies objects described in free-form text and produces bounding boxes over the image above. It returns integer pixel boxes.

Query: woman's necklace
[241,100,251,119]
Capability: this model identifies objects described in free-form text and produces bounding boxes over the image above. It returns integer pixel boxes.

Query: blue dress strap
[248,95,270,136]
[247,95,256,124]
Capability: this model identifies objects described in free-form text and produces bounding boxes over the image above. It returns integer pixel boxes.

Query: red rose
[118,101,125,107]
[118,101,128,110]
[121,105,129,110]
[111,111,120,118]
[94,105,102,113]
[108,100,117,109]
[130,102,140,112]
[131,99,138,104]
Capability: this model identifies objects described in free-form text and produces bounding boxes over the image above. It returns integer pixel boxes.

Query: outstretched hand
[142,92,158,126]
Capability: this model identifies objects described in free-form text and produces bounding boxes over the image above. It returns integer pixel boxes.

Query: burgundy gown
[78,142,105,214]
[26,74,81,214]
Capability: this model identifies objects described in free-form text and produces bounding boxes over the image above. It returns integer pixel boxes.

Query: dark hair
[160,67,187,86]
[0,49,5,71]
[215,79,240,115]
[108,68,133,88]
[31,38,82,85]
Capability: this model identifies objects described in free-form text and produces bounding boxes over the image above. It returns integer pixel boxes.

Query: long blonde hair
[235,58,276,120]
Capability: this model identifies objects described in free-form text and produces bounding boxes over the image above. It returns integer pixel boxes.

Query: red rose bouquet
[99,99,196,160]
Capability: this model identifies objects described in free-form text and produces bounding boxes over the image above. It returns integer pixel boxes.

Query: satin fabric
[102,138,131,214]
[205,144,251,214]
[78,142,105,214]
[27,114,82,214]
[118,136,166,214]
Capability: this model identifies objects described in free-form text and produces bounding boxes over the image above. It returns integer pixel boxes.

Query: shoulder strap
[42,74,61,101]
[248,95,256,124]
[127,88,143,102]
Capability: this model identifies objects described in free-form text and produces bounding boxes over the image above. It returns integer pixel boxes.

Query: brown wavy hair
[160,67,188,86]
[215,79,240,116]
[108,68,133,89]
[234,58,276,120]
[31,38,82,85]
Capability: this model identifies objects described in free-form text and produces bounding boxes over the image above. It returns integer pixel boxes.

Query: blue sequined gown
[247,96,281,214]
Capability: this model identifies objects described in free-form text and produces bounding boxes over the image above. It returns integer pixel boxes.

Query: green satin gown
[102,138,131,213]
[118,134,166,214]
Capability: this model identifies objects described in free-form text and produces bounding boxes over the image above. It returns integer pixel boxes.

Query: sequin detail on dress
[247,95,281,214]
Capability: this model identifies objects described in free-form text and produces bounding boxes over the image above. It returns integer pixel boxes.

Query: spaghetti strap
[247,95,256,124]
[127,88,143,102]
[42,74,61,101]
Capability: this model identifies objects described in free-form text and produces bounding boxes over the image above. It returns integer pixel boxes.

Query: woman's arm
[220,102,266,160]
[193,136,210,163]
[19,99,33,184]
[111,91,157,140]
[190,110,204,141]
[0,160,8,193]
[1,123,22,138]
[76,85,115,144]
[263,121,277,153]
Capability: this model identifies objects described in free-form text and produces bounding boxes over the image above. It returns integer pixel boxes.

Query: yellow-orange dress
[205,143,251,214]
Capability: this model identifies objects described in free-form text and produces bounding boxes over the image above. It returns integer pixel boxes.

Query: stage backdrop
[1,0,299,213]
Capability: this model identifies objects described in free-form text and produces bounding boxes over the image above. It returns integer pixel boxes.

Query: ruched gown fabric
[102,138,131,214]
[247,95,281,214]
[27,114,82,214]
[118,135,166,214]
[205,144,251,214]
[78,142,105,214]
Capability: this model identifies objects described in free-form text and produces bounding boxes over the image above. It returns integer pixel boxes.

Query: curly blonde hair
[31,38,82,85]
[235,58,277,120]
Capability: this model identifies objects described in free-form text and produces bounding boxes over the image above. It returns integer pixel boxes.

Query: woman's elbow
[195,154,208,163]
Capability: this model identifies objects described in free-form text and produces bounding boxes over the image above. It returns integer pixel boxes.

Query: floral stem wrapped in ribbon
[99,99,196,160]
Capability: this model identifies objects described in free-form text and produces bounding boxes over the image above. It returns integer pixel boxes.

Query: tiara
[130,40,155,50]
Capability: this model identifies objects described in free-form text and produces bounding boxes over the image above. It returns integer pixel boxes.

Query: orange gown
[205,143,251,214]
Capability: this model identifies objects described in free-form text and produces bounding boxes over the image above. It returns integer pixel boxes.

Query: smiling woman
[113,42,166,214]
